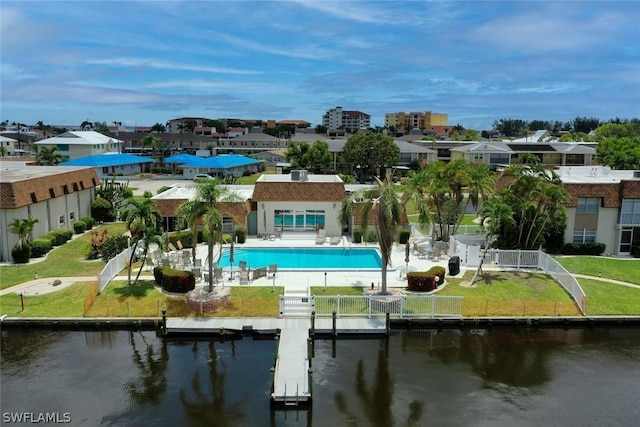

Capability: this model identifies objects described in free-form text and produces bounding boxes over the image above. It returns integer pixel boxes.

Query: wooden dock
[165,316,387,407]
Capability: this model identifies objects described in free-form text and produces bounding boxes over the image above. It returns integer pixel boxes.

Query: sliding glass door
[275,209,325,231]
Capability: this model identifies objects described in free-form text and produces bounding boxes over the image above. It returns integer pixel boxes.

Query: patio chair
[161,258,171,267]
[194,258,202,268]
[213,267,223,283]
[329,236,342,245]
[176,240,184,251]
[168,242,178,252]
[238,269,250,285]
[182,251,192,267]
[268,264,278,278]
[239,260,247,271]
[252,267,267,281]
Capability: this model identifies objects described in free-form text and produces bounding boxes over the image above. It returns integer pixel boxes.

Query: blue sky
[2,1,639,130]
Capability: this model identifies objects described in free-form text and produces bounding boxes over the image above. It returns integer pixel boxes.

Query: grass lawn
[0,223,127,290]
[578,278,640,315]
[0,281,97,317]
[436,271,582,317]
[555,256,640,284]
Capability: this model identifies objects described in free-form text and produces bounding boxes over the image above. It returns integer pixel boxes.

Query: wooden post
[20,293,24,312]
[332,311,337,337]
[385,312,391,336]
[161,306,167,335]
[307,338,313,368]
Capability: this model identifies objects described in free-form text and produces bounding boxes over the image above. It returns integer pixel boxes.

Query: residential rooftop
[557,165,640,184]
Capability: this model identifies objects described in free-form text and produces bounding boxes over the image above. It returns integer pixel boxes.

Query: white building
[322,107,371,132]
[0,162,100,262]
[34,131,123,161]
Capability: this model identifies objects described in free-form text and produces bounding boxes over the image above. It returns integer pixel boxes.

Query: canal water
[2,327,639,426]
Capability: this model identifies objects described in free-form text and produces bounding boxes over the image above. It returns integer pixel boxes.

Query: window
[576,198,600,214]
[489,153,510,164]
[59,215,65,225]
[49,188,55,198]
[80,181,85,190]
[57,144,69,151]
[30,192,38,203]
[102,167,109,174]
[62,185,69,195]
[222,217,234,234]
[73,182,79,191]
[69,211,75,221]
[573,229,596,243]
[620,199,640,225]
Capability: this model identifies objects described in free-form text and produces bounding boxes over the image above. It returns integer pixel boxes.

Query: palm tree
[478,197,516,248]
[175,200,206,266]
[452,162,495,235]
[341,171,401,295]
[0,146,7,157]
[125,198,163,285]
[202,208,223,293]
[80,120,93,131]
[8,216,39,249]
[35,146,63,165]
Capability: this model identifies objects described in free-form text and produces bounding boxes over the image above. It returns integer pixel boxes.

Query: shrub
[562,243,606,256]
[407,266,446,292]
[143,190,153,198]
[30,238,52,258]
[11,244,31,263]
[366,230,378,243]
[73,220,87,234]
[235,227,246,244]
[222,234,233,244]
[154,266,195,293]
[399,229,411,244]
[168,230,193,248]
[81,216,95,229]
[100,235,129,262]
[123,188,134,199]
[157,186,170,194]
[91,197,113,223]
[353,229,362,243]
[48,229,73,246]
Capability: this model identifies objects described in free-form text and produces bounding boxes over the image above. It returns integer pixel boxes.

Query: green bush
[353,229,362,243]
[143,190,153,198]
[222,234,233,244]
[81,216,95,229]
[91,197,113,223]
[157,186,170,194]
[398,229,411,244]
[562,243,606,255]
[407,266,446,292]
[30,238,52,258]
[11,244,31,263]
[154,266,195,293]
[235,228,246,244]
[73,220,87,234]
[100,235,129,262]
[47,229,73,246]
[168,230,194,248]
[366,230,378,243]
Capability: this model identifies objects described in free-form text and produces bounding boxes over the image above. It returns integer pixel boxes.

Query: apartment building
[322,107,371,132]
[385,111,448,133]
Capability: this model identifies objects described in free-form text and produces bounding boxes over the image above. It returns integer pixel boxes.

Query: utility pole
[113,121,122,153]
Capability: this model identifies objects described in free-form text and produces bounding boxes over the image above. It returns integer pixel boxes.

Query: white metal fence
[98,247,133,292]
[450,238,588,315]
[279,295,463,319]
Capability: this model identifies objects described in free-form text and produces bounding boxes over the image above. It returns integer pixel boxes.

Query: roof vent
[291,170,308,181]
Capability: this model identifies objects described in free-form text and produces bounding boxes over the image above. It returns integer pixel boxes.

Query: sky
[1,0,639,131]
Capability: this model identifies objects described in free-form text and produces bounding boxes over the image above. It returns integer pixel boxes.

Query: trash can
[448,256,460,276]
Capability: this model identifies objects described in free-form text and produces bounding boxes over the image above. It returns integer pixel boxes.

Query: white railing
[98,246,133,292]
[311,295,463,319]
[538,252,587,315]
[481,249,540,268]
[279,295,314,317]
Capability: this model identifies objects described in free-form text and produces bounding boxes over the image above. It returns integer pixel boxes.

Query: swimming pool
[217,247,382,270]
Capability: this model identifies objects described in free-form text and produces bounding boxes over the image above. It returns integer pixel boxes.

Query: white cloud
[85,57,262,75]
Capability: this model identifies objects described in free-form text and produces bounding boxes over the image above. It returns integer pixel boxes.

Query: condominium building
[385,111,448,133]
[322,107,371,132]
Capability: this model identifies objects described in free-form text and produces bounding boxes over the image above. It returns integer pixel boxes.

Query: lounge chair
[416,246,429,259]
[214,267,223,283]
[316,229,327,245]
[176,240,184,251]
[268,264,278,278]
[330,236,342,245]
[239,260,247,271]
[168,242,178,252]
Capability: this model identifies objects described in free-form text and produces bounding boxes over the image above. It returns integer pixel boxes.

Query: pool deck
[192,233,457,293]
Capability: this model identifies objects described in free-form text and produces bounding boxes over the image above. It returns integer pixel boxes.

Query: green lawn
[578,278,640,315]
[0,223,127,290]
[555,256,640,284]
[0,281,96,317]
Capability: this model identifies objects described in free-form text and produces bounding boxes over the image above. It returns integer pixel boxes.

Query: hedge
[73,220,87,234]
[353,229,362,243]
[81,216,95,229]
[398,229,411,244]
[235,228,246,244]
[407,266,446,292]
[47,229,73,246]
[11,244,31,263]
[366,231,378,243]
[30,238,53,258]
[562,242,606,255]
[153,266,195,293]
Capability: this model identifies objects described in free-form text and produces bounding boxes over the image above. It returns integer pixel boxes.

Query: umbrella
[229,239,235,280]
[405,240,410,276]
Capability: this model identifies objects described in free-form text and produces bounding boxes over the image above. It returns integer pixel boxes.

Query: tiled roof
[153,199,249,225]
[253,181,345,202]
[1,167,99,209]
[565,183,621,207]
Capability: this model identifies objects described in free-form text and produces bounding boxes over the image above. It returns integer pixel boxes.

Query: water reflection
[179,340,244,427]
[333,340,424,427]
[124,331,169,405]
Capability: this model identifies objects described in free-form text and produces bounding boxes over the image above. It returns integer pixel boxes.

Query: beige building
[0,163,99,262]
[34,131,123,161]
[385,111,448,133]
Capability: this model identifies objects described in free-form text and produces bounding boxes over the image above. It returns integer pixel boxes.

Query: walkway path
[572,274,640,289]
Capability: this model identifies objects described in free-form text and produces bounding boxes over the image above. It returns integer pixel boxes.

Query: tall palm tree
[202,208,223,293]
[35,146,63,165]
[80,120,93,131]
[341,171,401,295]
[452,162,495,235]
[175,200,206,266]
[125,198,163,285]
[478,197,516,248]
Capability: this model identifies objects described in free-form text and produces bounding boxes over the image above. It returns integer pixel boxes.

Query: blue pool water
[217,247,382,269]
